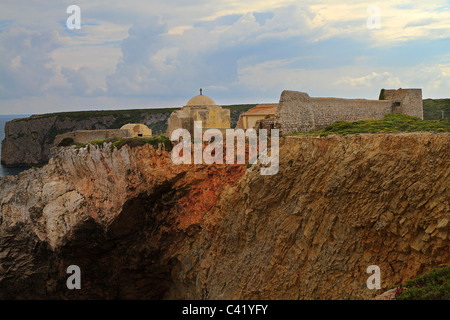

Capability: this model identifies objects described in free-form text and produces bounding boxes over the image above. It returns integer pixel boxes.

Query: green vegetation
[148,120,170,135]
[289,114,450,136]
[223,104,257,128]
[423,98,450,120]
[58,137,75,147]
[10,104,257,138]
[396,266,450,300]
[379,88,386,100]
[10,104,256,125]
[11,108,178,123]
[222,104,257,113]
[45,127,69,145]
[90,136,173,152]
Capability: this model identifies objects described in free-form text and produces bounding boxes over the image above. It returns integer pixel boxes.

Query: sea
[0,114,31,177]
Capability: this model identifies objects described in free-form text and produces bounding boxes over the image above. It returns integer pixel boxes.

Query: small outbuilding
[120,123,152,137]
[236,104,278,129]
[54,123,152,146]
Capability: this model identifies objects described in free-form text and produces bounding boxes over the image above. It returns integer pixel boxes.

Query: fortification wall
[276,88,424,135]
[235,114,244,129]
[383,88,423,119]
[54,129,131,146]
[276,90,315,135]
[311,98,393,129]
[399,89,423,119]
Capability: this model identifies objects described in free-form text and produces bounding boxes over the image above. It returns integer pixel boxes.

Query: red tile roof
[242,104,278,116]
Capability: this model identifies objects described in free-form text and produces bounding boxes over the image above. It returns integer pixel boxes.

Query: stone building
[54,123,152,146]
[166,89,230,138]
[257,88,423,135]
[120,123,153,137]
[236,104,278,129]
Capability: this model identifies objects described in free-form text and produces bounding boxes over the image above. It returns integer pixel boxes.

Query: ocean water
[0,115,32,177]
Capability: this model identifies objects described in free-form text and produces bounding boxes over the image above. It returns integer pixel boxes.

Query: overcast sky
[0,0,449,115]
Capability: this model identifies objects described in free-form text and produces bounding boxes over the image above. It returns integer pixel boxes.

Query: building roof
[241,104,278,116]
[120,123,152,136]
[186,89,216,106]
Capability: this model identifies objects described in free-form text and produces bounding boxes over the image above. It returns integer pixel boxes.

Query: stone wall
[275,89,423,135]
[311,98,393,129]
[54,129,131,146]
[120,124,152,137]
[235,113,245,129]
[1,111,172,167]
[403,91,423,119]
[384,89,423,119]
[276,91,316,135]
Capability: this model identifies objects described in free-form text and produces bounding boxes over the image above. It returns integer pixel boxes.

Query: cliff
[1,105,254,167]
[1,110,172,167]
[0,133,448,299]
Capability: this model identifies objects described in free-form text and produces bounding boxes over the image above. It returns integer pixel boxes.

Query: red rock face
[0,133,449,299]
[0,142,247,299]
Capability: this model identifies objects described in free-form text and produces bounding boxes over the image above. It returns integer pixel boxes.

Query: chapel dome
[186,89,216,106]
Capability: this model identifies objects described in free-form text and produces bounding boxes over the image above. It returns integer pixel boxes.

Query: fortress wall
[276,90,315,135]
[235,114,245,129]
[399,89,423,119]
[383,88,423,119]
[54,129,131,146]
[311,98,394,129]
[276,90,395,135]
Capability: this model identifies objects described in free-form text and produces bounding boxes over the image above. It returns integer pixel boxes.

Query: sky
[0,0,449,115]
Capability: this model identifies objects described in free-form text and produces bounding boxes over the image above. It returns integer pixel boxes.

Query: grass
[90,136,173,152]
[289,114,450,136]
[379,88,386,100]
[396,266,450,300]
[423,98,450,120]
[58,137,75,147]
[9,104,256,138]
[10,108,178,123]
[10,104,256,124]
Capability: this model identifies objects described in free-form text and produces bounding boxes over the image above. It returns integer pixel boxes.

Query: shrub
[58,137,75,147]
[396,266,450,300]
[89,136,173,152]
[114,136,173,152]
[288,113,450,136]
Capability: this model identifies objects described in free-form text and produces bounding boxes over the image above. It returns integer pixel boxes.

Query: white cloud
[0,26,62,99]
[334,72,402,88]
[0,0,449,114]
[237,59,450,100]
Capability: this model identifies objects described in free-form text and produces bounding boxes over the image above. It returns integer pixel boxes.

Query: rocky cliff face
[0,133,448,299]
[1,111,171,167]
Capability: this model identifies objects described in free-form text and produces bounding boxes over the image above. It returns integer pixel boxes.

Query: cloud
[0,0,449,114]
[61,67,90,95]
[105,13,263,98]
[334,72,402,88]
[0,26,61,99]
